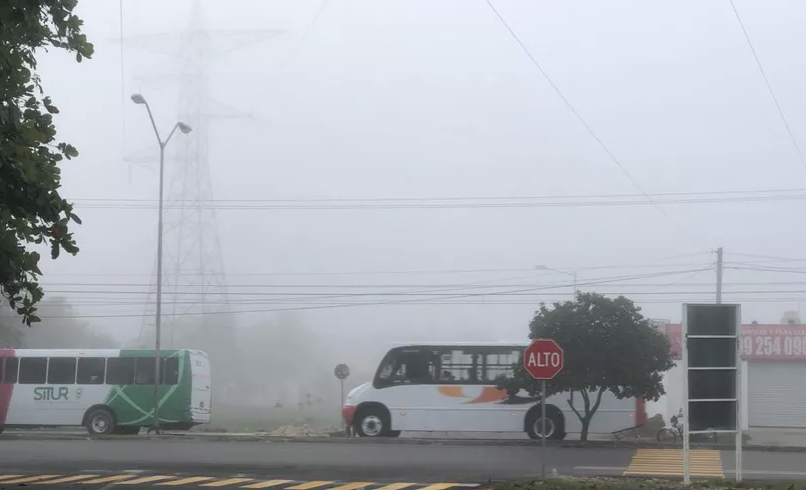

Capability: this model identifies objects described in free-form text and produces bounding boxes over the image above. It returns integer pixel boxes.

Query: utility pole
[131,94,192,435]
[716,246,723,304]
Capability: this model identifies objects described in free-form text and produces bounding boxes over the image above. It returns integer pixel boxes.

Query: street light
[534,265,577,301]
[131,93,192,434]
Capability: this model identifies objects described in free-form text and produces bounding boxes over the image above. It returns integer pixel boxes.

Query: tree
[0,1,94,325]
[0,295,114,348]
[500,292,674,441]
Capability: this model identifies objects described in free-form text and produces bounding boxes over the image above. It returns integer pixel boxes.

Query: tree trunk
[577,389,606,442]
[580,416,591,441]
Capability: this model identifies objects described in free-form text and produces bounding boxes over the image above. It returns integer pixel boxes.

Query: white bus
[0,348,211,435]
[342,342,645,439]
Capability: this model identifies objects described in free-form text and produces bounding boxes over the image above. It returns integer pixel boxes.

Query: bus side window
[164,357,179,385]
[2,357,18,384]
[106,358,135,385]
[77,358,106,384]
[134,357,165,385]
[48,357,77,384]
[135,357,156,385]
[399,352,438,384]
[440,349,481,383]
[484,349,520,381]
[19,357,47,384]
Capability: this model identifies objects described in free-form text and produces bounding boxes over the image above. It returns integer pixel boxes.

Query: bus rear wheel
[86,408,116,436]
[526,409,565,440]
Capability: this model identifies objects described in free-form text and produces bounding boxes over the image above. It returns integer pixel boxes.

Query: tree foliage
[0,0,93,325]
[0,295,114,348]
[499,292,674,441]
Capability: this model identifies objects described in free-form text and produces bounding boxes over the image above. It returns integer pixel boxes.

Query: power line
[297,0,331,49]
[38,269,714,292]
[728,251,806,264]
[39,259,716,306]
[68,187,806,203]
[40,281,806,297]
[34,292,806,319]
[254,296,806,305]
[66,188,806,210]
[726,265,806,275]
[728,0,806,171]
[36,269,711,319]
[482,0,693,240]
[41,253,713,278]
[48,280,745,290]
[36,288,806,302]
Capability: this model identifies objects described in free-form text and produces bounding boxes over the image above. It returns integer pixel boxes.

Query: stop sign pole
[523,338,564,478]
[334,364,350,434]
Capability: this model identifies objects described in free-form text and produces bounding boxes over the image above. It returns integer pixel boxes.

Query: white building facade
[658,318,806,430]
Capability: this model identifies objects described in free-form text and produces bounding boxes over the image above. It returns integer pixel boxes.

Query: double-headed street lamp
[534,265,577,301]
[131,93,192,434]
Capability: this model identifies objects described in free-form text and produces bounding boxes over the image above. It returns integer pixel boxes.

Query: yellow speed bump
[624,448,724,478]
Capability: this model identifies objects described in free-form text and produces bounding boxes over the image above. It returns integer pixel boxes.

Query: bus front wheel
[354,406,398,438]
[85,408,116,436]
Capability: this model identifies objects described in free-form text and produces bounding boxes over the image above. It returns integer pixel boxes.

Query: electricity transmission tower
[120,0,283,348]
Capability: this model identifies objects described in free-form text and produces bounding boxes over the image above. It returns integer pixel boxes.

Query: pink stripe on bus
[0,349,15,425]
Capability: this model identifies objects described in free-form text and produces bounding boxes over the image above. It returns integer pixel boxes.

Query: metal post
[541,379,546,479]
[735,308,743,481]
[152,141,165,434]
[572,272,577,301]
[716,247,723,304]
[682,304,690,485]
[340,379,345,433]
[131,94,191,435]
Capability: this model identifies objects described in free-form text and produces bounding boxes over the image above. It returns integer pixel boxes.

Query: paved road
[1,439,806,490]
[0,439,627,482]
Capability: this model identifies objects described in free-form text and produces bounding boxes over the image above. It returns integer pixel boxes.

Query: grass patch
[197,404,339,433]
[493,478,806,490]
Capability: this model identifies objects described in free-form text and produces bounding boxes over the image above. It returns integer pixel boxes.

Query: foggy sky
[29,0,806,357]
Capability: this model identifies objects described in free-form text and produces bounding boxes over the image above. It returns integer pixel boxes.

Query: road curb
[3,432,806,452]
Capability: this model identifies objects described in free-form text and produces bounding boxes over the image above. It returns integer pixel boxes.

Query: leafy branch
[0,0,93,324]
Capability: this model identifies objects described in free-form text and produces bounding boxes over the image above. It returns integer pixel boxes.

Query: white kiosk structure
[682,303,742,484]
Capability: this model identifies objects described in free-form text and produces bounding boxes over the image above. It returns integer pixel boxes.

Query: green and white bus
[0,348,211,435]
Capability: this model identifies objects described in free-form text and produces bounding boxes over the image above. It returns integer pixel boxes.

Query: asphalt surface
[1,439,806,489]
[0,439,628,482]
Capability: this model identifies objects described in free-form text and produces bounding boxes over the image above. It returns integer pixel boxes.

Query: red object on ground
[342,405,356,425]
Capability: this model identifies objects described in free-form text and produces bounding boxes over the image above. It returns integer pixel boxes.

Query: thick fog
[6,0,806,428]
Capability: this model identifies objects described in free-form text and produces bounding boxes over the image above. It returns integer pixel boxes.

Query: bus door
[188,351,211,423]
[373,348,441,431]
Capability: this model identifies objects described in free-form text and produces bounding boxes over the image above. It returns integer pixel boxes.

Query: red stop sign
[523,338,564,380]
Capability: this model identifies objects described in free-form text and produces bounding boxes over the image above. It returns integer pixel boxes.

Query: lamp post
[534,265,577,300]
[131,93,192,434]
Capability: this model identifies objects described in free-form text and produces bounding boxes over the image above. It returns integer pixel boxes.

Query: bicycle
[656,409,683,443]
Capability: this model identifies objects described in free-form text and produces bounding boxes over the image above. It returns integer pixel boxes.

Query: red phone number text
[742,335,806,358]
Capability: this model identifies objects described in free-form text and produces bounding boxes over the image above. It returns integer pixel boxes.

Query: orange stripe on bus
[436,386,465,398]
[464,386,507,404]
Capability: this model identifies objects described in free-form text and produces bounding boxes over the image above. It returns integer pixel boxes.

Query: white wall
[659,360,749,430]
